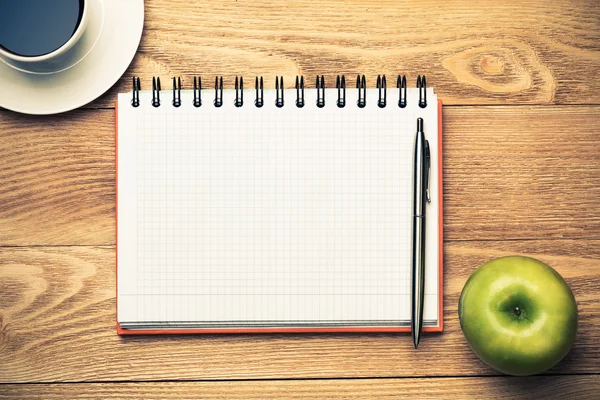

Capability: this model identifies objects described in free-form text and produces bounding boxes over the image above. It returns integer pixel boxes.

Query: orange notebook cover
[116,89,443,335]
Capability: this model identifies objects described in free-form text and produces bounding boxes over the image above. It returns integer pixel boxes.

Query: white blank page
[117,86,440,327]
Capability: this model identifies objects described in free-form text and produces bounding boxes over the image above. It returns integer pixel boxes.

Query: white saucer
[0,0,144,115]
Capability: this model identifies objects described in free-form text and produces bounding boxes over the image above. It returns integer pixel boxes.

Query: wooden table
[1,1,599,398]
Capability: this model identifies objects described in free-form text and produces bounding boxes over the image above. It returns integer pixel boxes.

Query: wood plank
[1,376,599,399]
[443,106,600,241]
[1,106,598,246]
[69,0,600,108]
[0,111,115,246]
[0,240,597,382]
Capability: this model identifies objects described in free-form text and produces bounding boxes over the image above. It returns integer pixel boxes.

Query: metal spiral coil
[377,75,386,108]
[417,75,427,108]
[234,76,243,107]
[295,76,305,108]
[397,75,407,108]
[316,75,325,108]
[255,76,264,108]
[151,76,161,107]
[193,76,202,107]
[214,76,223,107]
[131,77,140,107]
[275,76,284,108]
[336,75,346,108]
[356,74,366,108]
[172,77,181,107]
[132,74,428,108]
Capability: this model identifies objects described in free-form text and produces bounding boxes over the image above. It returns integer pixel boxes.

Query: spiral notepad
[116,75,443,334]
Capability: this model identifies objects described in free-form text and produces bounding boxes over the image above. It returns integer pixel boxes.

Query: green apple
[459,256,577,376]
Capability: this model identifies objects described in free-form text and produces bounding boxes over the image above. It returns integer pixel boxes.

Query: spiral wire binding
[151,77,161,107]
[397,75,407,108]
[214,76,223,107]
[417,75,427,108]
[316,75,325,108]
[234,76,244,107]
[336,75,346,108]
[255,76,264,108]
[377,75,386,108]
[193,76,202,107]
[131,77,141,107]
[295,76,305,108]
[356,75,366,108]
[172,77,182,107]
[275,76,284,108]
[134,74,427,109]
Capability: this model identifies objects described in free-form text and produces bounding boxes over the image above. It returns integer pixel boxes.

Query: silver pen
[411,117,431,349]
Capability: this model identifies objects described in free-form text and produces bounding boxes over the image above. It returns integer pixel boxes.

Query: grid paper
[117,86,440,327]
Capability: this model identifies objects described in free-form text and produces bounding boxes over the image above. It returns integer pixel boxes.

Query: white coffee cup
[0,0,89,64]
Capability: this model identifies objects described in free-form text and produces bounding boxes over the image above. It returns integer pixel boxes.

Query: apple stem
[514,306,521,316]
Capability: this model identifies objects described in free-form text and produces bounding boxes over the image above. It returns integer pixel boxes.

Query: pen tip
[413,332,421,349]
[417,118,423,132]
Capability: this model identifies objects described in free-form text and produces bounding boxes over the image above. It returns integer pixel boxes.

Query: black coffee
[0,0,84,57]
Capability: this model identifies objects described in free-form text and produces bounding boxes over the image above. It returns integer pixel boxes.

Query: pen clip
[424,140,431,203]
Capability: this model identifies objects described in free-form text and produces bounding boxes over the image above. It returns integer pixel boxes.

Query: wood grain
[1,1,599,395]
[2,376,599,399]
[72,0,600,109]
[0,111,115,246]
[0,240,597,382]
[1,106,598,246]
